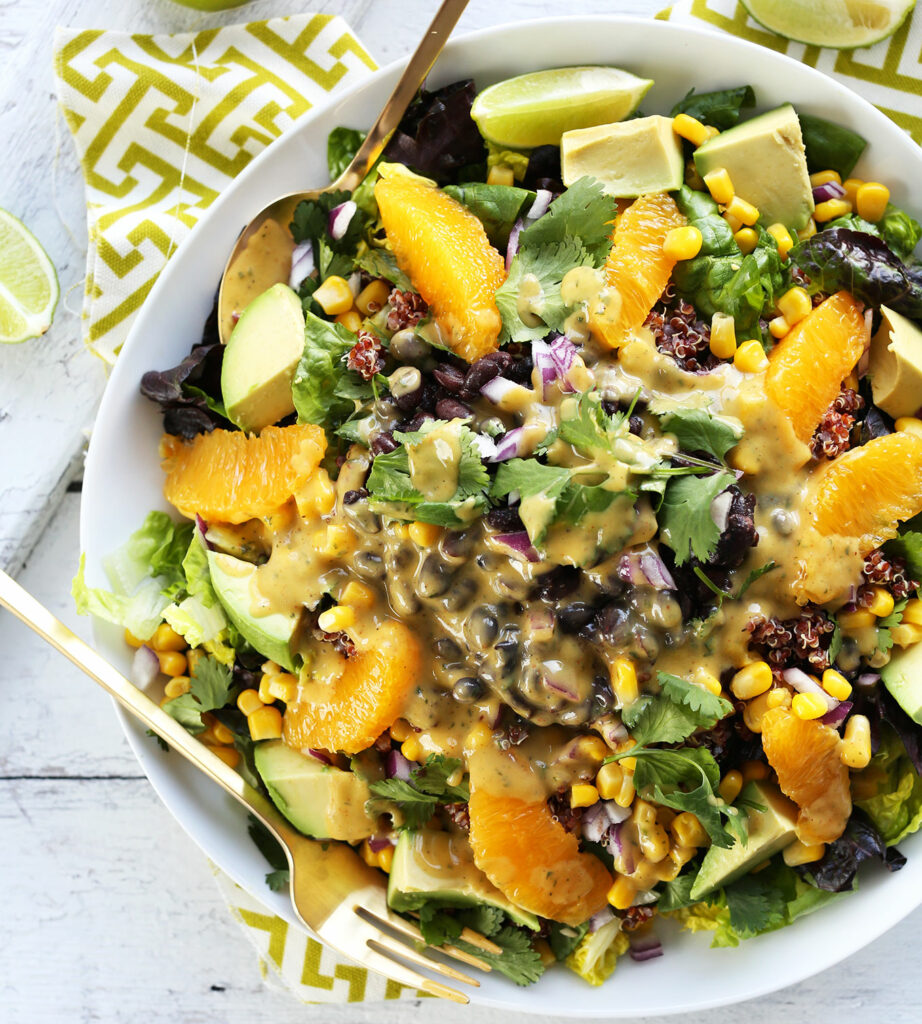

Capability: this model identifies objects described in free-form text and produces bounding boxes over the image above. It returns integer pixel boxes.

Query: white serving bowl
[81,15,922,1016]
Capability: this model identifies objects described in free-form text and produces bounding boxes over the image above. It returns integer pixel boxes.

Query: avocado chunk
[561,115,684,197]
[869,305,922,419]
[881,636,922,724]
[254,740,377,842]
[694,105,814,230]
[690,781,798,900]
[221,283,305,433]
[387,829,540,930]
[207,550,297,671]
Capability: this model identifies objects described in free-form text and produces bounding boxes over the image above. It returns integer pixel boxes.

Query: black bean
[460,356,502,397]
[432,364,466,392]
[397,410,434,432]
[343,488,368,505]
[523,145,562,190]
[435,397,473,420]
[596,602,629,643]
[486,506,525,532]
[465,606,499,648]
[505,355,534,385]
[591,675,615,716]
[416,379,440,412]
[440,530,474,560]
[353,551,386,579]
[557,602,595,634]
[629,415,643,436]
[441,576,477,612]
[601,400,618,417]
[370,431,398,455]
[416,553,452,598]
[434,637,462,661]
[494,631,521,675]
[531,565,580,602]
[452,677,484,703]
[394,385,424,412]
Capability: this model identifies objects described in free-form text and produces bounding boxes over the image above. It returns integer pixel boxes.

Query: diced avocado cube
[254,740,377,842]
[207,550,298,671]
[387,829,539,930]
[221,282,305,433]
[561,114,684,197]
[690,781,798,900]
[694,104,814,230]
[869,305,922,420]
[881,635,922,724]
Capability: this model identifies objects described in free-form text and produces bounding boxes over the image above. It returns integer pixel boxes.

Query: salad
[75,67,922,987]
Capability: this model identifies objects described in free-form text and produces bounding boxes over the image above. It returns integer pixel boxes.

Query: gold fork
[0,568,493,1002]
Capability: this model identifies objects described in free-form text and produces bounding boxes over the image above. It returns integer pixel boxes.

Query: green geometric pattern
[53,15,375,365]
[665,0,922,147]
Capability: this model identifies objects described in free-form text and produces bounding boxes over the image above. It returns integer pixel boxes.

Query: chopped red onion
[821,700,853,728]
[532,340,558,397]
[710,489,733,532]
[480,375,521,404]
[857,672,881,687]
[629,935,664,962]
[812,181,846,204]
[489,426,527,462]
[545,671,579,702]
[131,645,161,689]
[506,218,523,270]
[593,714,629,749]
[308,748,334,766]
[471,433,498,461]
[328,200,357,241]
[587,907,615,932]
[618,549,675,590]
[582,800,631,843]
[783,667,838,711]
[548,334,578,392]
[289,240,315,290]
[348,270,362,297]
[367,835,395,853]
[527,606,556,632]
[527,188,553,221]
[385,749,412,780]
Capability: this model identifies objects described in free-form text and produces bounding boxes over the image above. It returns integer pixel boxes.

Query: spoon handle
[334,0,470,192]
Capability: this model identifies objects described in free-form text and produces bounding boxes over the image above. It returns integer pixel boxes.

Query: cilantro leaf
[656,871,700,912]
[876,597,909,653]
[623,696,704,746]
[458,904,505,939]
[418,903,464,947]
[884,530,922,581]
[457,926,544,987]
[492,458,572,545]
[659,672,734,723]
[367,755,469,830]
[723,872,789,936]
[657,408,743,461]
[547,921,589,961]
[327,126,364,180]
[265,869,291,892]
[658,471,736,565]
[163,654,233,734]
[736,561,779,599]
[518,176,617,264]
[291,190,366,260]
[354,249,413,292]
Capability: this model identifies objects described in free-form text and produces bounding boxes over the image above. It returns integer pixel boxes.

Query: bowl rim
[80,13,922,1015]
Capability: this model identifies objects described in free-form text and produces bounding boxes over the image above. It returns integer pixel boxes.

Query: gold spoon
[217,0,470,342]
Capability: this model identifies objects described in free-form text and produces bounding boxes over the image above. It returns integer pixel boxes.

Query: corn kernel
[340,580,376,609]
[693,666,723,697]
[734,339,769,373]
[335,310,363,334]
[164,676,191,699]
[672,113,710,147]
[783,839,825,866]
[487,163,515,186]
[842,177,864,205]
[637,822,670,863]
[158,650,188,677]
[718,770,743,804]
[265,672,298,704]
[743,689,776,733]
[607,875,637,910]
[731,661,773,700]
[206,743,241,769]
[151,623,187,653]
[841,713,872,769]
[401,734,425,763]
[534,938,556,968]
[741,759,769,782]
[317,604,356,633]
[864,586,895,619]
[820,669,852,702]
[258,673,277,705]
[464,721,493,754]
[576,735,610,764]
[702,124,720,141]
[767,222,795,258]
[769,315,790,339]
[408,521,443,547]
[838,608,877,631]
[611,656,639,707]
[596,761,623,801]
[777,286,812,326]
[313,275,354,316]
[722,210,743,232]
[814,198,853,222]
[895,416,922,438]
[670,811,708,848]
[767,687,792,710]
[261,661,282,676]
[237,688,265,716]
[299,470,336,517]
[248,705,283,741]
[796,217,817,241]
[810,170,842,187]
[709,312,737,359]
[212,720,236,745]
[703,167,734,205]
[377,845,395,873]
[663,225,703,261]
[355,279,390,316]
[733,226,758,255]
[360,840,378,868]
[124,629,145,648]
[316,524,355,558]
[571,783,600,809]
[792,691,828,720]
[856,182,890,223]
[902,598,922,626]
[725,194,759,226]
[891,623,922,647]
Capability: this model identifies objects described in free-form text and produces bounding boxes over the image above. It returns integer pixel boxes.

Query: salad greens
[798,113,867,179]
[670,84,755,131]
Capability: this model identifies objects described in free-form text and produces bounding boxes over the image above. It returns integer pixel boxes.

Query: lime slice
[0,208,59,345]
[741,0,915,48]
[471,66,654,149]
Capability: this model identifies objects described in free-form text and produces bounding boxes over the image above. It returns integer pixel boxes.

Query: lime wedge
[741,0,915,48]
[0,208,59,344]
[471,66,654,149]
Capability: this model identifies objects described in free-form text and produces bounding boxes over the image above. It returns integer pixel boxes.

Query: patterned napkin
[661,0,922,144]
[53,15,375,365]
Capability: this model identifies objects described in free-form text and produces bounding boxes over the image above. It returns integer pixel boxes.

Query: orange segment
[761,705,851,845]
[589,192,685,350]
[375,173,506,364]
[468,748,612,925]
[161,424,325,525]
[765,291,867,443]
[283,621,421,754]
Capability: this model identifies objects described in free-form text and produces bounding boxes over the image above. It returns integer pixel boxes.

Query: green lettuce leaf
[564,918,629,986]
[798,113,867,179]
[291,311,370,431]
[856,727,922,845]
[827,204,922,262]
[327,126,364,180]
[670,85,755,131]
[444,182,535,247]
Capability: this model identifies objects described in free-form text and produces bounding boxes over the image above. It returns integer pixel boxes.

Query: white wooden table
[2,1,920,1020]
